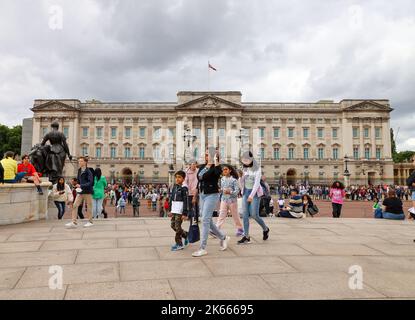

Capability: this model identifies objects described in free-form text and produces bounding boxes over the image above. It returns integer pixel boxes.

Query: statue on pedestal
[29,121,72,184]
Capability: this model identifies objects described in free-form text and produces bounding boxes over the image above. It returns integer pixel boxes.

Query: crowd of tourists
[1,149,415,255]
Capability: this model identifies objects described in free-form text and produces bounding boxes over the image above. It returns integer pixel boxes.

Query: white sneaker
[408,207,415,215]
[192,249,208,257]
[65,222,77,229]
[220,236,230,251]
[83,222,94,228]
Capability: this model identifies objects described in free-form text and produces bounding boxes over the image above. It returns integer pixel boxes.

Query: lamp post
[168,151,175,189]
[182,128,197,169]
[344,155,351,187]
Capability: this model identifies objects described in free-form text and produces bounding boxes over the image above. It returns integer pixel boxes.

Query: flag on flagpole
[208,62,217,71]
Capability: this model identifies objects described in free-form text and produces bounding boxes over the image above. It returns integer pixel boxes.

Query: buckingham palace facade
[23,91,394,186]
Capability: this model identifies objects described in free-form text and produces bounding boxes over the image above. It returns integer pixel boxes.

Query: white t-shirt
[151,193,158,202]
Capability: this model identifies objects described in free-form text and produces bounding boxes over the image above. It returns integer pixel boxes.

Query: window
[82,146,88,156]
[219,128,225,138]
[332,148,339,160]
[365,147,370,159]
[139,147,145,159]
[153,146,160,160]
[375,127,381,139]
[42,127,48,136]
[220,146,226,158]
[259,128,265,139]
[273,148,280,160]
[288,148,294,160]
[288,128,294,138]
[353,127,359,138]
[96,127,103,139]
[111,128,117,139]
[353,147,359,160]
[125,127,131,138]
[319,172,324,181]
[82,127,88,138]
[193,128,201,138]
[139,127,146,138]
[303,128,309,139]
[168,128,175,139]
[303,148,309,160]
[63,127,69,138]
[273,128,280,138]
[332,128,338,138]
[207,128,213,138]
[124,147,131,158]
[153,127,161,140]
[194,147,199,159]
[260,148,265,160]
[318,148,324,160]
[110,147,117,159]
[95,146,101,159]
[317,128,324,139]
[364,127,369,138]
[376,148,381,160]
[333,172,339,179]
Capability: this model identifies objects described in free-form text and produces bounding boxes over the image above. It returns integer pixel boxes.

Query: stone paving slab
[261,272,386,299]
[0,217,414,299]
[65,280,174,300]
[15,263,119,289]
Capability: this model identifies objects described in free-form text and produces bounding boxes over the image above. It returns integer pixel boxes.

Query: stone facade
[25,91,394,186]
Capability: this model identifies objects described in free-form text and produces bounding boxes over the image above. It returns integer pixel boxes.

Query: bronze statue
[29,121,72,183]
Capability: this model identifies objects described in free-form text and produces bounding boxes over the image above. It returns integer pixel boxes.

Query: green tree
[0,124,22,159]
[390,128,397,159]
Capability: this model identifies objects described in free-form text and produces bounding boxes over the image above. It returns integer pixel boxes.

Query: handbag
[307,204,319,216]
[187,208,200,243]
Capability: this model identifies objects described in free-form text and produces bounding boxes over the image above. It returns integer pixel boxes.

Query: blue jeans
[199,193,225,250]
[242,189,268,237]
[4,172,27,183]
[54,201,66,219]
[382,212,405,220]
[412,191,415,201]
[279,210,297,218]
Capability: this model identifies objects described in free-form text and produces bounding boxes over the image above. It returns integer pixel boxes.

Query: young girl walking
[216,164,244,237]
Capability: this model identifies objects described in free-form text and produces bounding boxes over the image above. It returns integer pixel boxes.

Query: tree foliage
[0,124,22,159]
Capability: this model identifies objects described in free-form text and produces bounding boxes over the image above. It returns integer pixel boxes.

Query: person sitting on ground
[278,189,304,219]
[373,196,383,219]
[376,189,405,220]
[1,151,26,183]
[18,154,43,195]
[302,194,315,217]
[277,197,285,213]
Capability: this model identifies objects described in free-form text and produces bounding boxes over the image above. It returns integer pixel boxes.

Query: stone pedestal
[0,182,52,225]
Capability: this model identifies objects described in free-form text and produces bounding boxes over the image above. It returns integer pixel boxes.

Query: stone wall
[0,182,52,225]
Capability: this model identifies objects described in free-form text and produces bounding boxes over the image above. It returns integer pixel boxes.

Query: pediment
[344,101,392,112]
[31,100,79,112]
[175,95,243,110]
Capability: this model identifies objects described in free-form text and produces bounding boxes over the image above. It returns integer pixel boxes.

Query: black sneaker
[263,228,270,241]
[237,236,251,245]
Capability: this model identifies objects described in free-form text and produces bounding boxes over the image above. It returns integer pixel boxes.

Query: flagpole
[208,60,210,91]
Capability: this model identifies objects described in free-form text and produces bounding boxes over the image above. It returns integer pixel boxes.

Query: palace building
[22,91,394,186]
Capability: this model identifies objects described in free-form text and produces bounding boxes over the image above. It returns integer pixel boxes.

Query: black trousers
[77,200,85,219]
[332,203,343,218]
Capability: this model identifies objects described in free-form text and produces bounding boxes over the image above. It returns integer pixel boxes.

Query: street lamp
[344,155,351,187]
[168,151,175,188]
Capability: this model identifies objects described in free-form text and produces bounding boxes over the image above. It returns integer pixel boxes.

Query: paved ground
[67,199,414,219]
[0,216,415,300]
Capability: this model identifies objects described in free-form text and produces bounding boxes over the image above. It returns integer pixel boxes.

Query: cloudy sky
[1,0,414,150]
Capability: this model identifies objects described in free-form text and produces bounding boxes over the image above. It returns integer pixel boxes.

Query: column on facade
[225,117,232,163]
[213,116,218,149]
[175,117,184,166]
[73,116,79,157]
[342,118,353,158]
[371,120,376,159]
[382,117,392,160]
[32,117,41,146]
[359,120,364,159]
[200,117,206,162]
